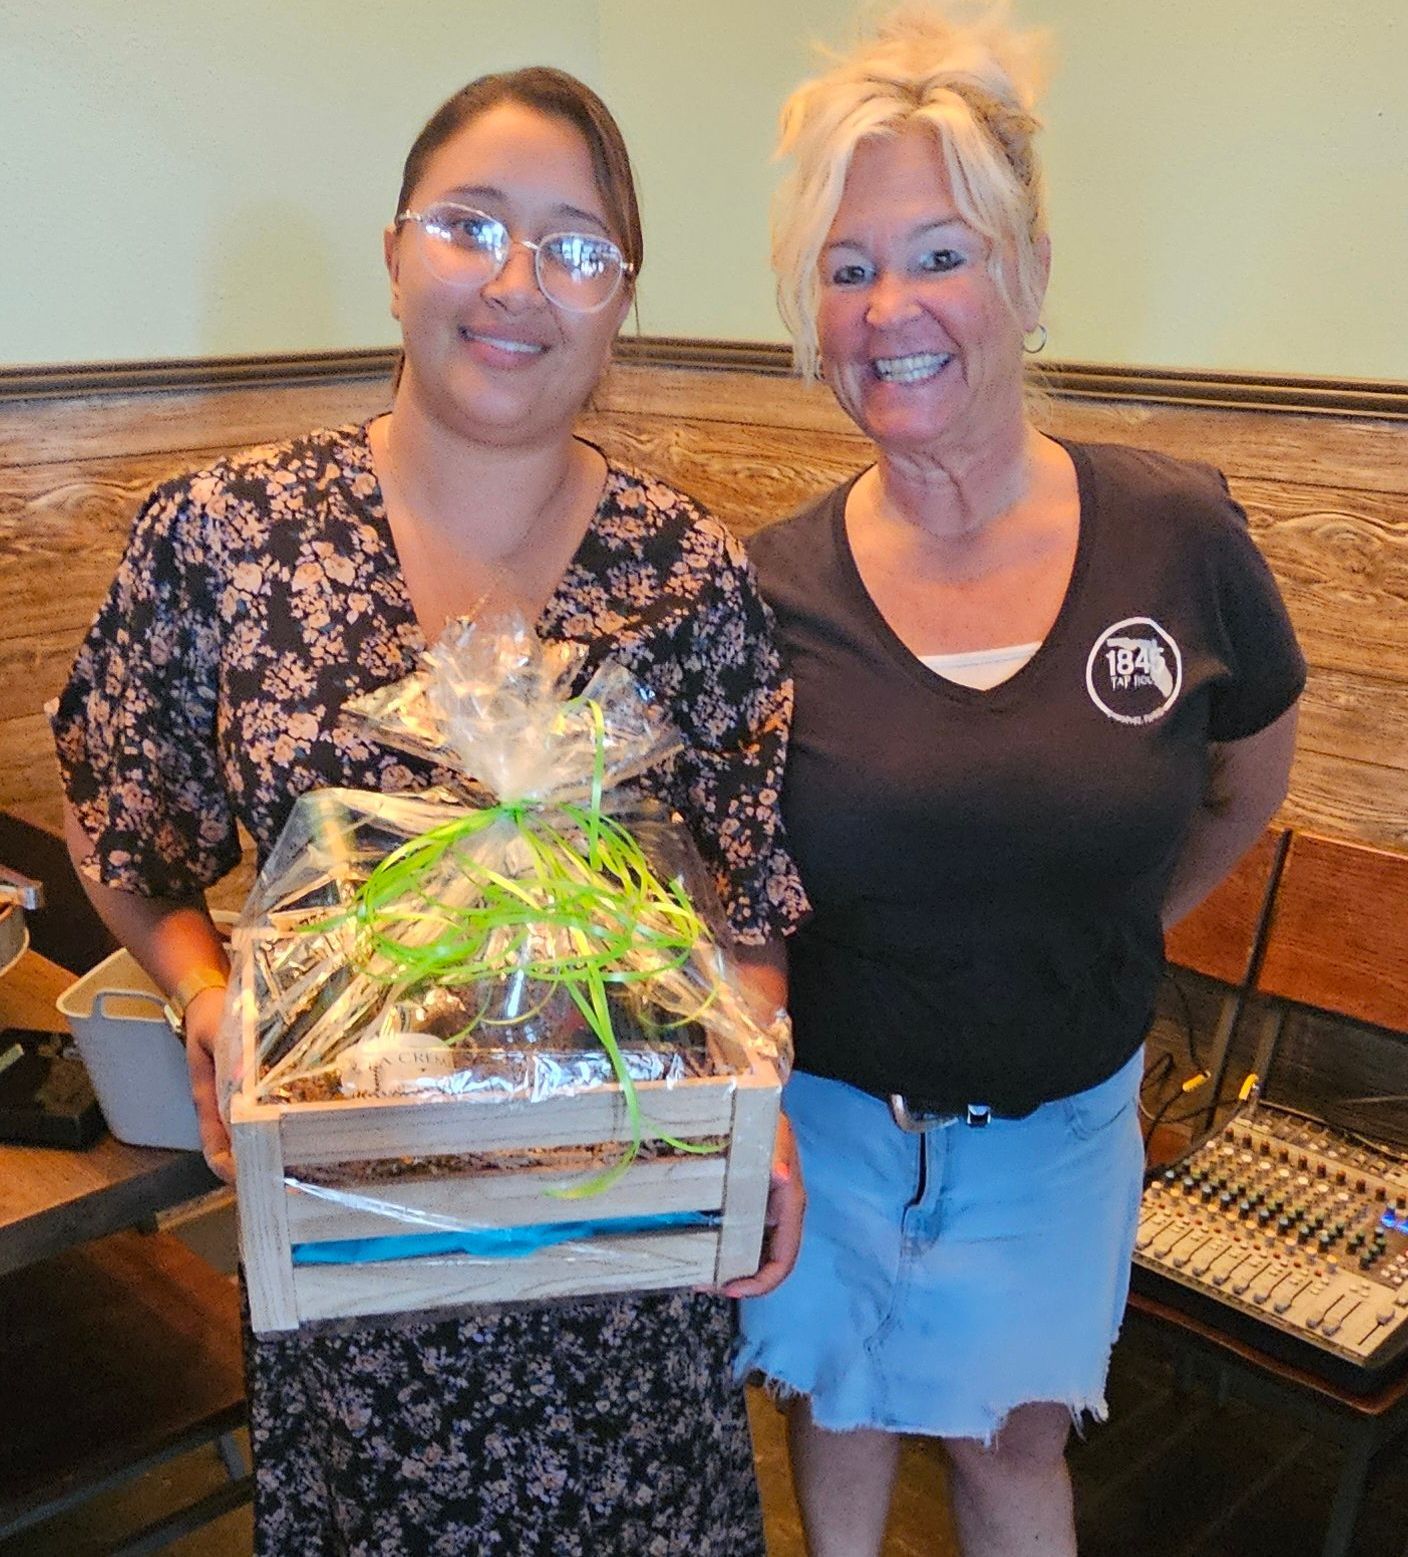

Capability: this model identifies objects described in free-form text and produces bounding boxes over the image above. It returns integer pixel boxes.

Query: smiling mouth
[459,327,546,356]
[872,352,952,384]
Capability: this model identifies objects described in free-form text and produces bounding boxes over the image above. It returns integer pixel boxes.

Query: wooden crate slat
[714,1070,780,1285]
[284,1155,728,1243]
[289,1229,718,1325]
[230,1105,299,1332]
[275,1076,739,1167]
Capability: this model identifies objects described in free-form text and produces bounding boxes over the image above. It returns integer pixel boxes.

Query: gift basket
[223,614,788,1335]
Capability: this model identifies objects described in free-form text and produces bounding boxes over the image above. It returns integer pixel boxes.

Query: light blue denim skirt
[737,1049,1145,1444]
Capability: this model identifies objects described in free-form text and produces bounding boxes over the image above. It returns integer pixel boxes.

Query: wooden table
[0,948,216,1276]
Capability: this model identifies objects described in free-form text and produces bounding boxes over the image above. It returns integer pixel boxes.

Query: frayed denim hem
[739,1343,1110,1449]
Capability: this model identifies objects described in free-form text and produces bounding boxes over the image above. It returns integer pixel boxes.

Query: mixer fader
[1132,1103,1408,1390]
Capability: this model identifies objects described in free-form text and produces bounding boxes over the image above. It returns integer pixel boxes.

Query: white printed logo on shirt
[1085,617,1183,725]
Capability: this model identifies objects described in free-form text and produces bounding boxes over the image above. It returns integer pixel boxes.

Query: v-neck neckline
[353,420,617,652]
[829,439,1095,710]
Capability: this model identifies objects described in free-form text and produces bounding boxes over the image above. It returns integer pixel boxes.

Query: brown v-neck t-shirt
[751,439,1305,1114]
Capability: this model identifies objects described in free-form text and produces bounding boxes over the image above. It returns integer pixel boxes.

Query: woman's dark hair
[396,66,644,276]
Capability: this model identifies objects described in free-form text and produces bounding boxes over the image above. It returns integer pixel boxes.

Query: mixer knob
[1316,1163,1327,1179]
[1219,1191,1235,1209]
[1257,1209,1273,1226]
[1323,1321,1341,1338]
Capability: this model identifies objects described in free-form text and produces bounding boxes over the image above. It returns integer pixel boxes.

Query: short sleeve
[671,530,809,945]
[50,481,240,897]
[1205,476,1307,742]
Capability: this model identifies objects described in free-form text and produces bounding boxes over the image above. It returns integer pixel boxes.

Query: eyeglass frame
[394,202,635,314]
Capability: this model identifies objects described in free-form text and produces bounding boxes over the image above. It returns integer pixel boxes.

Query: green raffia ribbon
[315,698,723,1197]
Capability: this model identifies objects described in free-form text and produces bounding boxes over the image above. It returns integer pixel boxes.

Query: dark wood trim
[0,349,400,402]
[4,340,1407,420]
[1035,361,1408,421]
[615,339,1408,421]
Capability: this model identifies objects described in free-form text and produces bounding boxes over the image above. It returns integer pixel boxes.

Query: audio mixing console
[1132,1102,1408,1391]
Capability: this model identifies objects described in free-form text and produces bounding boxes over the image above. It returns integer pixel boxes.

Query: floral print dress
[52,423,808,1556]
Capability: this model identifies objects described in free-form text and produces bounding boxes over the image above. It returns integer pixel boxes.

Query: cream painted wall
[4,1,1404,377]
[0,1,600,364]
[610,0,1407,379]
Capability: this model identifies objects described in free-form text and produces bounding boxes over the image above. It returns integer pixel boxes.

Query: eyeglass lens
[414,204,626,312]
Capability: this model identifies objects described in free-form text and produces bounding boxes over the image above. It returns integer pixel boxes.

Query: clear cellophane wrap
[217,613,790,1227]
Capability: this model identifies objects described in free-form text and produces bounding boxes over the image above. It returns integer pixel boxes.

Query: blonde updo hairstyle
[773,4,1049,380]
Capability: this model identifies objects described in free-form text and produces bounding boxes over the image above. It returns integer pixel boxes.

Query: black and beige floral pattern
[53,422,808,1554]
[53,422,806,943]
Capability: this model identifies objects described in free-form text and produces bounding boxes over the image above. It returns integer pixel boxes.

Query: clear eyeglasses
[396,201,634,314]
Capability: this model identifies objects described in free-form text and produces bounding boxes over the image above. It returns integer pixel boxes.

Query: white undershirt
[918,641,1041,691]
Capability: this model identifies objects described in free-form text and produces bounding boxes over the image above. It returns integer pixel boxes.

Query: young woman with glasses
[53,67,807,1554]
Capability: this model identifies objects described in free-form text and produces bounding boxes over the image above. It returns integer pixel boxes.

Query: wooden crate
[228,957,780,1335]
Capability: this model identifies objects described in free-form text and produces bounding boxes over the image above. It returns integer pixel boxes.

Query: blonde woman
[737,8,1303,1555]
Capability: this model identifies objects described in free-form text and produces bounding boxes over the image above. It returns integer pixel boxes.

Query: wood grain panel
[1298,667,1408,771]
[596,365,1408,497]
[1256,833,1408,1029]
[582,412,871,533]
[0,629,77,725]
[1233,479,1408,675]
[3,356,1405,863]
[0,452,210,646]
[1279,747,1408,853]
[1,714,63,831]
[0,379,390,470]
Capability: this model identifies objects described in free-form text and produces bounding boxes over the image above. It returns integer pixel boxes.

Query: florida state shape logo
[1085,616,1183,725]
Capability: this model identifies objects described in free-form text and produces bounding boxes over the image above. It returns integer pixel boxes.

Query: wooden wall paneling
[598,364,1408,499]
[0,630,77,727]
[0,452,222,647]
[1296,668,1408,772]
[1,714,61,831]
[1232,478,1408,677]
[1279,747,1408,853]
[3,352,1407,860]
[581,412,872,534]
[0,379,392,471]
[1041,399,1408,498]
